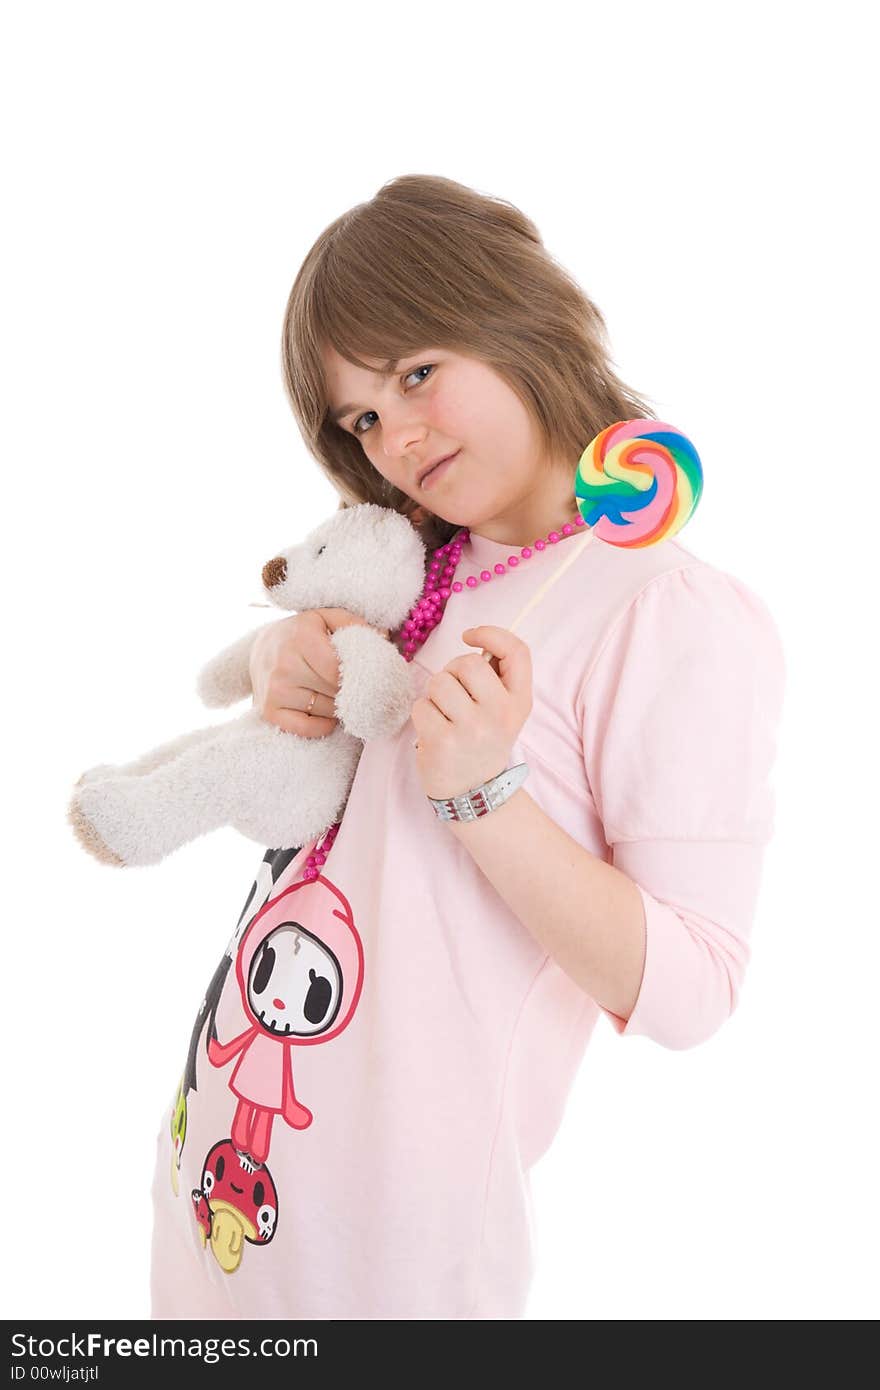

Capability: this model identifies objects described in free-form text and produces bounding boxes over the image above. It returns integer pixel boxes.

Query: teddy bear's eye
[317,545,326,556]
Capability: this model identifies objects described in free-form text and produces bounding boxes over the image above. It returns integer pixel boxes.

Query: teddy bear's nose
[262,556,287,589]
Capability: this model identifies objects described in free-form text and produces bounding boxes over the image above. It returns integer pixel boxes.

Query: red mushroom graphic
[195,1139,278,1274]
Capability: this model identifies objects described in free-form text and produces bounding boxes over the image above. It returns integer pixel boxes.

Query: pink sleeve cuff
[597,840,768,1050]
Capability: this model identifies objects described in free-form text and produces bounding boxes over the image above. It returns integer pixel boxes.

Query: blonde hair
[280,174,658,555]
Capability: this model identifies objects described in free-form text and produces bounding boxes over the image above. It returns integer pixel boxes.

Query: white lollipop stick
[478,528,596,667]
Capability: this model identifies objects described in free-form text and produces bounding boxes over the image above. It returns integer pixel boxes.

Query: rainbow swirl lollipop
[574,420,703,547]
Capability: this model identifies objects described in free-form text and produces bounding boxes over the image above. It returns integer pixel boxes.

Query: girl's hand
[411,626,533,800]
[249,608,389,737]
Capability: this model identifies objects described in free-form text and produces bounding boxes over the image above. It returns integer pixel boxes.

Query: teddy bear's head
[261,503,428,631]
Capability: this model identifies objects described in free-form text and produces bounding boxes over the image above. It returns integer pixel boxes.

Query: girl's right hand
[249,608,390,737]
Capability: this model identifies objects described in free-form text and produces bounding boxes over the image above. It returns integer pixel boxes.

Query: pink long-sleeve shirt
[149,527,786,1319]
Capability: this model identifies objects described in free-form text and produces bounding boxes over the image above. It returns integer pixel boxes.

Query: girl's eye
[351,364,434,437]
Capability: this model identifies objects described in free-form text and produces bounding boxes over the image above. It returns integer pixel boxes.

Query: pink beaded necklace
[298,510,588,882]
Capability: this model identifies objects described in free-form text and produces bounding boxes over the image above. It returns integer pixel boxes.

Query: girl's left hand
[411,626,533,800]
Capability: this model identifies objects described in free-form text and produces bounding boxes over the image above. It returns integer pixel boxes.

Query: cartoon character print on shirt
[207,871,365,1168]
[169,1075,187,1195]
[190,1139,278,1274]
[167,846,299,1193]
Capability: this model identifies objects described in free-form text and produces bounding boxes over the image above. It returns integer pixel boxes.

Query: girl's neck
[467,466,579,550]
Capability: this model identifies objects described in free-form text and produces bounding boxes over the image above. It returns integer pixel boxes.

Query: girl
[149,174,785,1320]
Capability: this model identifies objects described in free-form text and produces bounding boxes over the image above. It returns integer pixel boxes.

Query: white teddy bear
[67,503,428,867]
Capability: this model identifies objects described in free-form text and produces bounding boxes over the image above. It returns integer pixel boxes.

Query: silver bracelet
[427,763,529,822]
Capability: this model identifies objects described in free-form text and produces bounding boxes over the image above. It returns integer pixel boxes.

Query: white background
[2,0,876,1321]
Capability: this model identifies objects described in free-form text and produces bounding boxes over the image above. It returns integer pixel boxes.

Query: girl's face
[321,343,578,546]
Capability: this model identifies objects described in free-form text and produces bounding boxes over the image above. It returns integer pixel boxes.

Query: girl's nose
[273,998,285,1010]
[382,411,426,460]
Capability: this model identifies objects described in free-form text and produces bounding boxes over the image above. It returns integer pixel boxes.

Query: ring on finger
[306,690,318,716]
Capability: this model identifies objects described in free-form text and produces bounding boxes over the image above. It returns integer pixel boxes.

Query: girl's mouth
[420,450,460,489]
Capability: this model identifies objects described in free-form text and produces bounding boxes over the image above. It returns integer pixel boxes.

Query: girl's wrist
[426,762,529,822]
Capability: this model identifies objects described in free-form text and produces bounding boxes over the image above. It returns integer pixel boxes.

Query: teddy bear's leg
[74,763,121,788]
[223,713,365,849]
[76,724,225,787]
[69,725,247,867]
[70,711,365,867]
[67,798,126,866]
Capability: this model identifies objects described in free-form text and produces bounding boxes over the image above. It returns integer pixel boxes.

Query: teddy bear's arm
[329,625,416,741]
[195,625,268,707]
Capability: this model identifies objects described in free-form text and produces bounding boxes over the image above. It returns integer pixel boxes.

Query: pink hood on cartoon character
[236,874,364,1046]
